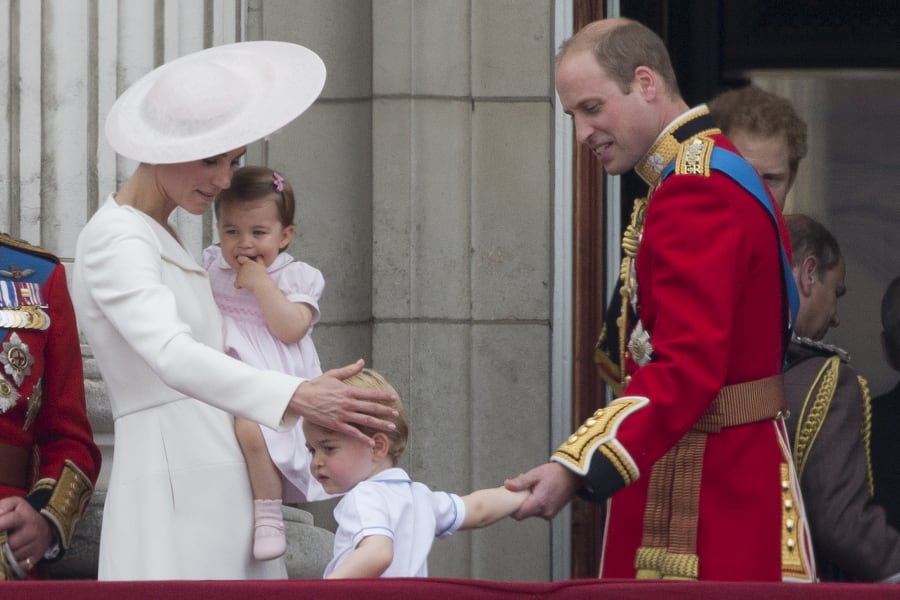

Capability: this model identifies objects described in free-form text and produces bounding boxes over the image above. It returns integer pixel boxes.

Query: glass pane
[750,71,900,397]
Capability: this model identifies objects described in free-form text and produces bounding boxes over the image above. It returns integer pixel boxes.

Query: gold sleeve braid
[30,460,94,549]
[0,530,9,580]
[551,396,648,484]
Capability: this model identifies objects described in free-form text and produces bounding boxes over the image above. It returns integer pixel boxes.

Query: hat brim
[105,41,326,164]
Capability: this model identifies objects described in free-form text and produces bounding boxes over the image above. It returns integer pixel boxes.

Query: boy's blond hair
[343,369,408,464]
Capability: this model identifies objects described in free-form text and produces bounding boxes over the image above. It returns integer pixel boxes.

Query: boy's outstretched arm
[326,535,393,579]
[460,486,529,530]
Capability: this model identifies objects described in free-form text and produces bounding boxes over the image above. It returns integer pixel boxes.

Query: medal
[23,378,41,431]
[627,321,654,367]
[0,282,49,330]
[0,332,33,386]
[0,374,19,414]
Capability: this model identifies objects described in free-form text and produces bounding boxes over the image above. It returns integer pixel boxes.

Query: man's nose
[574,116,593,146]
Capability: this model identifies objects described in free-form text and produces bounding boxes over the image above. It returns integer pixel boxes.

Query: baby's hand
[234,255,270,291]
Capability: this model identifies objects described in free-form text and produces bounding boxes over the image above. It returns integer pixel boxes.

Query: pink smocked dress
[203,245,330,502]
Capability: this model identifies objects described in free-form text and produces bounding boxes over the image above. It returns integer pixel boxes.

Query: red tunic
[0,236,101,576]
[553,107,815,582]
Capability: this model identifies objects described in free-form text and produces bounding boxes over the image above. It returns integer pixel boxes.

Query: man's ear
[796,255,818,297]
[371,432,391,461]
[633,65,657,100]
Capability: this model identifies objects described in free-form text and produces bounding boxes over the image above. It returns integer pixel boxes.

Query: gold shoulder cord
[616,197,648,390]
[858,374,874,496]
[792,356,840,479]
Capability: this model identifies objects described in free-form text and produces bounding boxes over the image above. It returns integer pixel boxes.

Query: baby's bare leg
[234,417,286,560]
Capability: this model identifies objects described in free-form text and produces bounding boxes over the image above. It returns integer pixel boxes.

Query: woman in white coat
[72,42,397,581]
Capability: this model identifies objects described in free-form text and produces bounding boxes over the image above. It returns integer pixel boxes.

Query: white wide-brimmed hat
[105,40,326,164]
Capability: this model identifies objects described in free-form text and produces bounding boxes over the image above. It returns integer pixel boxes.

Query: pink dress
[203,245,329,502]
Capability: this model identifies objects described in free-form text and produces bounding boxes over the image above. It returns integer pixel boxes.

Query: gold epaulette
[30,461,94,549]
[551,396,647,484]
[674,135,715,178]
[0,233,60,264]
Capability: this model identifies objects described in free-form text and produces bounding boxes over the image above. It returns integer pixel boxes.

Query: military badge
[0,374,20,413]
[628,321,654,367]
[645,153,666,175]
[0,264,35,280]
[1,332,33,386]
[24,378,42,431]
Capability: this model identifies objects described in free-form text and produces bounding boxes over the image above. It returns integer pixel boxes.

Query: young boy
[303,369,528,578]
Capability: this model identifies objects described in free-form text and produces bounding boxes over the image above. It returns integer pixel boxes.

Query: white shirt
[324,468,466,577]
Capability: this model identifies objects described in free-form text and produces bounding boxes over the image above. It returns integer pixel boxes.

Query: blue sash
[661,148,800,348]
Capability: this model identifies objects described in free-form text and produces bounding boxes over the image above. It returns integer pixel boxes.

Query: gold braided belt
[636,373,787,580]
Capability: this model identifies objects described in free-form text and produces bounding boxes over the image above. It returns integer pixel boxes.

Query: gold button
[784,499,793,512]
[785,518,795,531]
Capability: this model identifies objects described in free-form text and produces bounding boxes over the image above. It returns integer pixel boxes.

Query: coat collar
[105,196,206,275]
[635,104,720,188]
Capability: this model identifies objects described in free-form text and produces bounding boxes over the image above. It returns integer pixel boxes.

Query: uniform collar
[635,104,720,188]
[789,335,851,363]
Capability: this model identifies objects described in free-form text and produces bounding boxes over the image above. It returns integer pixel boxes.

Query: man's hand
[0,496,53,571]
[288,359,398,446]
[504,462,581,520]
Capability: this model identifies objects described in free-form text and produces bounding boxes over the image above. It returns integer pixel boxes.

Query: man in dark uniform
[871,276,900,532]
[782,215,900,582]
[0,233,101,580]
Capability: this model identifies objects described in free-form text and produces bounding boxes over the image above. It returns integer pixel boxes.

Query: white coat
[73,197,302,580]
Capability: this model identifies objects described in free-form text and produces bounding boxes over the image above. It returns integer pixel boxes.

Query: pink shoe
[253,499,287,561]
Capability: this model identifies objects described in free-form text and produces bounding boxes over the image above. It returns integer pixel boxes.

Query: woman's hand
[288,359,398,445]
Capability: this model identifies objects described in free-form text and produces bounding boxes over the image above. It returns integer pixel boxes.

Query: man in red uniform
[506,18,815,581]
[0,233,101,579]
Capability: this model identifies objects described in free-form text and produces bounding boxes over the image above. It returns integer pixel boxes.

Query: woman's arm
[326,535,393,579]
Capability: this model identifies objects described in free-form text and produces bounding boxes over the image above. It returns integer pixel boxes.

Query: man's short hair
[882,276,900,362]
[558,18,680,97]
[785,213,842,279]
[708,85,808,174]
